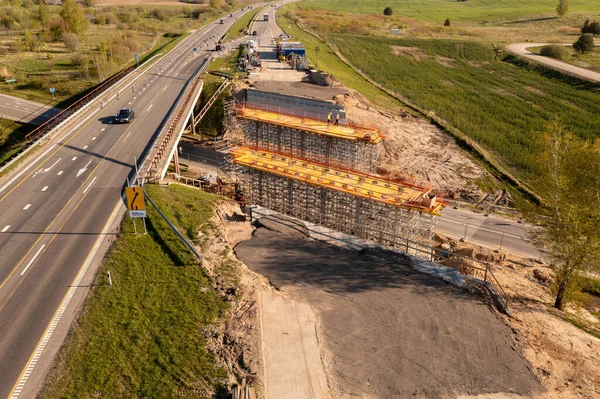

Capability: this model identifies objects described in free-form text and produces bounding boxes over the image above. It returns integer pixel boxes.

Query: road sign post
[134,53,140,67]
[49,87,55,99]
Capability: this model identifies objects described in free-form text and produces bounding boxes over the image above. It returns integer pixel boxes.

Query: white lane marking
[83,176,97,194]
[10,200,124,398]
[41,186,48,192]
[71,157,77,161]
[33,157,62,178]
[128,102,132,105]
[23,204,31,210]
[143,87,146,91]
[57,171,63,176]
[77,160,92,177]
[20,244,46,276]
[134,97,137,100]
[92,137,96,141]
[163,85,168,91]
[101,128,105,132]
[124,131,132,142]
[147,104,153,111]
[1,225,9,232]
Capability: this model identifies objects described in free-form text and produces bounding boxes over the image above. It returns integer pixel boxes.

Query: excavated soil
[233,215,542,399]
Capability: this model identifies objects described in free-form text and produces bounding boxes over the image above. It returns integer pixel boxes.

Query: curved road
[506,42,600,82]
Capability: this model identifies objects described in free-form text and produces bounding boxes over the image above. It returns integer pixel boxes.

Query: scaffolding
[232,147,442,250]
[234,105,381,173]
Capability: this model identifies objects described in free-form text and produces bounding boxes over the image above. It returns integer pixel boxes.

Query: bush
[444,19,450,27]
[582,19,600,36]
[63,32,80,51]
[540,44,571,61]
[383,7,393,16]
[573,34,594,54]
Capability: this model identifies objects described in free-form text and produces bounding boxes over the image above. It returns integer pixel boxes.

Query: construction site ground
[232,213,542,399]
[214,206,600,399]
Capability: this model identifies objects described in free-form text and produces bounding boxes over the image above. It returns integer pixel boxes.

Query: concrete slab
[259,291,328,399]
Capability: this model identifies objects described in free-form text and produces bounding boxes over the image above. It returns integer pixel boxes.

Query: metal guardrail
[193,79,231,126]
[25,65,135,142]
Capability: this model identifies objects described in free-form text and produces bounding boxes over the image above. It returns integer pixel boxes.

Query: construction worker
[334,113,340,126]
[327,112,332,126]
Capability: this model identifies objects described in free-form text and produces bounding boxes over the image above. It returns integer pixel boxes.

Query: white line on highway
[134,97,137,100]
[101,128,105,132]
[92,137,96,141]
[41,186,48,192]
[20,244,45,276]
[57,171,63,176]
[1,225,9,232]
[83,176,97,194]
[124,131,132,142]
[147,104,153,111]
[10,200,124,398]
[163,85,168,91]
[128,102,132,105]
[23,204,31,210]
[83,145,88,150]
[71,157,77,161]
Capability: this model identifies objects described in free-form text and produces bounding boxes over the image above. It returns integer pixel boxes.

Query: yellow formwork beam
[236,106,384,144]
[232,147,444,215]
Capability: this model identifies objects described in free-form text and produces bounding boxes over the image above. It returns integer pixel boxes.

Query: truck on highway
[264,13,269,21]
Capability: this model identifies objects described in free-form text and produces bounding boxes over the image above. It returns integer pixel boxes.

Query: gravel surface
[234,216,542,399]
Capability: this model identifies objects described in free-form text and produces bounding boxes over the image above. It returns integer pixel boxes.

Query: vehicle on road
[264,13,269,21]
[230,13,233,17]
[219,19,224,24]
[115,108,135,123]
[252,30,258,36]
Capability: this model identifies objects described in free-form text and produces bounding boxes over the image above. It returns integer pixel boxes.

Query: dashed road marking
[128,102,132,105]
[147,104,153,111]
[41,186,48,192]
[57,171,63,176]
[83,145,88,150]
[20,244,45,276]
[23,204,31,210]
[92,137,96,141]
[71,157,77,161]
[101,128,105,132]
[1,225,9,232]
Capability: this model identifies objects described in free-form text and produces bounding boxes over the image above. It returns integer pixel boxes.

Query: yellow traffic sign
[125,187,146,218]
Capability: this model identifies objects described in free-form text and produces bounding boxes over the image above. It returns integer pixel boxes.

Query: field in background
[327,34,600,185]
[300,0,600,22]
[40,184,230,398]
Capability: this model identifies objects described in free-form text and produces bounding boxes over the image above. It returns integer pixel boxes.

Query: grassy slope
[224,7,261,42]
[0,118,35,165]
[301,0,600,22]
[40,184,229,398]
[326,35,600,184]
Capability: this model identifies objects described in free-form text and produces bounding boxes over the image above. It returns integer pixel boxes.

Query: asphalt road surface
[0,94,61,125]
[506,43,600,83]
[437,207,543,259]
[0,5,269,397]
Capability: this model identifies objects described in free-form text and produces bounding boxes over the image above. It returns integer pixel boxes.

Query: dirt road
[235,215,542,399]
[506,43,600,83]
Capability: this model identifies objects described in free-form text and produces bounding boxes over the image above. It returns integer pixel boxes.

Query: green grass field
[300,0,600,22]
[0,118,34,166]
[327,34,600,184]
[40,185,231,398]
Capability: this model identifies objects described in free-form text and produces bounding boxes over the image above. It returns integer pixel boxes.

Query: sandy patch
[336,91,485,195]
[391,45,426,60]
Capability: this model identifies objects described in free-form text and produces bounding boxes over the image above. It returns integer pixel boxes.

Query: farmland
[326,34,600,184]
[299,0,600,22]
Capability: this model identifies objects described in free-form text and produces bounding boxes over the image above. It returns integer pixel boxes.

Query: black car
[252,30,258,36]
[115,108,134,123]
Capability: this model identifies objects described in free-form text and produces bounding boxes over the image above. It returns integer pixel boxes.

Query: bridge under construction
[227,103,444,252]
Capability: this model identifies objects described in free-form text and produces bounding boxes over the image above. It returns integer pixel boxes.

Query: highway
[0,5,267,398]
[0,94,61,125]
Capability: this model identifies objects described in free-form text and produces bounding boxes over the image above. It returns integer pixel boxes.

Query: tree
[209,0,221,11]
[573,34,594,54]
[60,0,88,36]
[444,18,450,27]
[383,7,393,16]
[524,121,600,310]
[24,29,41,51]
[540,44,571,61]
[38,3,49,28]
[49,16,67,41]
[83,0,95,7]
[556,0,570,17]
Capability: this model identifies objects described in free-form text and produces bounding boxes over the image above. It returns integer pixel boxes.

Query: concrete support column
[173,149,181,175]
[190,108,196,135]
